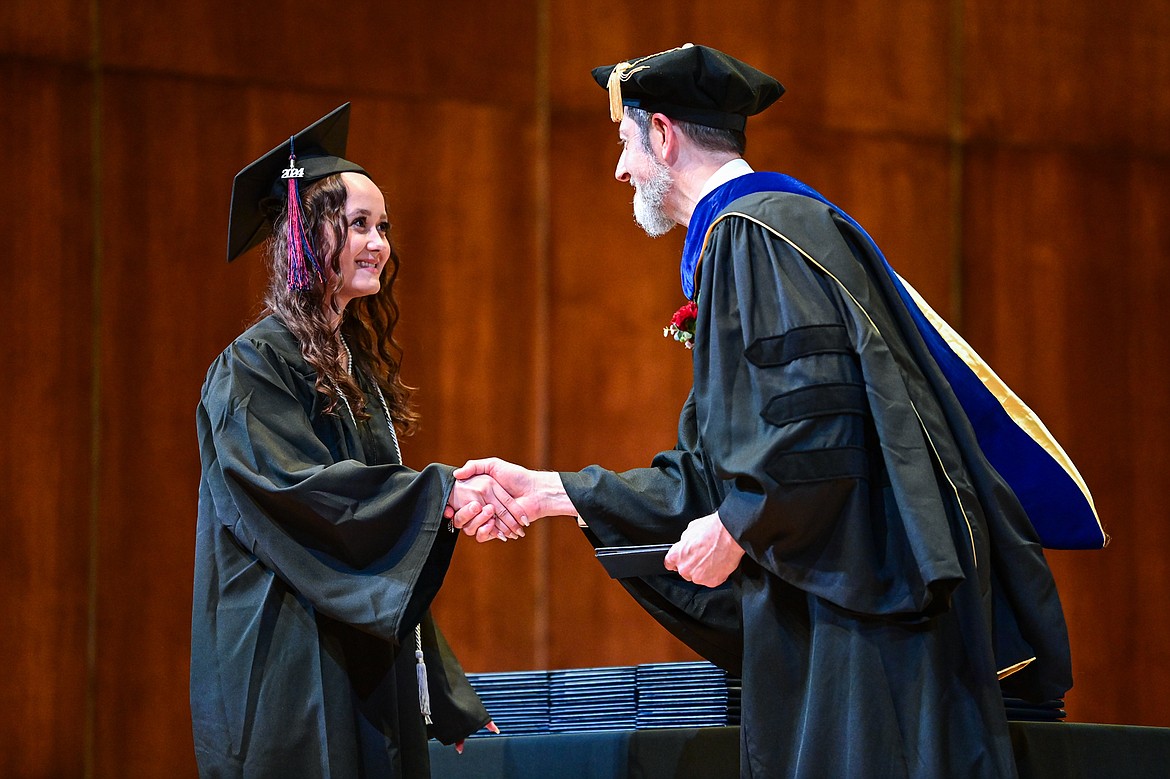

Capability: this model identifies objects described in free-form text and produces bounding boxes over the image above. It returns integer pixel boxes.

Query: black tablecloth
[430,722,1170,778]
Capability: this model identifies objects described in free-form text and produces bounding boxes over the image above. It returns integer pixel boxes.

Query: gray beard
[631,159,677,237]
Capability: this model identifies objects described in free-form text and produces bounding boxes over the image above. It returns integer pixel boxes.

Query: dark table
[430,722,1170,778]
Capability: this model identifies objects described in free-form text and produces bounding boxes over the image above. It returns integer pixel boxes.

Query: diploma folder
[594,543,674,579]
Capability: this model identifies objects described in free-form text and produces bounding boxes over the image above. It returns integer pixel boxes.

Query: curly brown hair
[260,173,419,436]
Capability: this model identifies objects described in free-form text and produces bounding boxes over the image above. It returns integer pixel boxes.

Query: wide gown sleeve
[693,208,965,619]
[199,334,455,645]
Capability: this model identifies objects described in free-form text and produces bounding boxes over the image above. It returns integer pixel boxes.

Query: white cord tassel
[415,624,432,725]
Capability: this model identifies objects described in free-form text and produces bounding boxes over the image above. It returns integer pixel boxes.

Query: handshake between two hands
[441,457,748,588]
[442,457,554,543]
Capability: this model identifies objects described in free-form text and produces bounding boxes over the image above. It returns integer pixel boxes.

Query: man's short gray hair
[626,106,747,156]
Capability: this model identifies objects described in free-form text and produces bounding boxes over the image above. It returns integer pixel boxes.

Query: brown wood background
[2,0,1168,775]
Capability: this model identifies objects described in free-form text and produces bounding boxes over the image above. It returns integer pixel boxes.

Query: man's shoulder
[719,183,832,223]
[710,184,841,250]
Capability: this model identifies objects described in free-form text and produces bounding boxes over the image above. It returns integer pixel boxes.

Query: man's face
[616,114,677,237]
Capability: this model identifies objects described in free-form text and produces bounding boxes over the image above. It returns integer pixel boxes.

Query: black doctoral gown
[192,315,488,778]
[561,185,1074,778]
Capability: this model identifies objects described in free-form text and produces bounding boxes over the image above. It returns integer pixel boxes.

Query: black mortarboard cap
[226,103,368,263]
[591,43,784,132]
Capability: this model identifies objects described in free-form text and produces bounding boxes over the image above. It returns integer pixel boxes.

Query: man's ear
[650,113,678,164]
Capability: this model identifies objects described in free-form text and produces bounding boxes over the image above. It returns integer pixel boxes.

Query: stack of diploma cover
[465,661,742,738]
[465,661,1053,737]
[548,665,639,733]
[635,661,742,729]
[462,669,551,736]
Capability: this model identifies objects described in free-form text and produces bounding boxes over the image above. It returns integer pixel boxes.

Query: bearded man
[451,43,1103,779]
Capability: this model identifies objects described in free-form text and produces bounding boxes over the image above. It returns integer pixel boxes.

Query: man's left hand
[665,512,745,587]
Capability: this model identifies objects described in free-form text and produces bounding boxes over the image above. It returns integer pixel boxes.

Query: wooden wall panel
[965,0,1170,152]
[374,98,543,672]
[963,147,1170,726]
[747,123,958,318]
[94,77,275,779]
[544,109,702,668]
[0,0,90,60]
[551,0,953,137]
[0,62,93,779]
[961,0,1170,730]
[98,0,537,105]
[6,1,1170,774]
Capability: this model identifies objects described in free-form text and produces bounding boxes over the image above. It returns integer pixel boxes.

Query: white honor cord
[337,338,429,723]
[373,384,402,464]
[334,336,402,465]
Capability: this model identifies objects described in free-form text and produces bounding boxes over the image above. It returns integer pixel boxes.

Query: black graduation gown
[192,315,488,778]
[562,188,1072,778]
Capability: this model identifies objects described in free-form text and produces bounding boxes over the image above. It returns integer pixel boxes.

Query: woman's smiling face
[333,171,391,310]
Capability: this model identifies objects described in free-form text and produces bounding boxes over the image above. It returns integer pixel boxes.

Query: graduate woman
[192,104,521,777]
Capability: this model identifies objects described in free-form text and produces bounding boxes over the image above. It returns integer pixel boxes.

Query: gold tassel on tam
[607,61,631,122]
[605,43,696,123]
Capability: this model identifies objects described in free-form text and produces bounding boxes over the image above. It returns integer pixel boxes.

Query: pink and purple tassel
[283,139,322,291]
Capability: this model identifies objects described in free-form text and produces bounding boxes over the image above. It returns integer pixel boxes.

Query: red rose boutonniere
[664,300,699,349]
